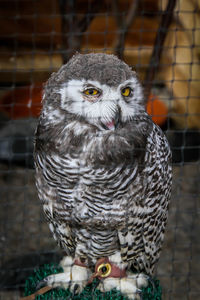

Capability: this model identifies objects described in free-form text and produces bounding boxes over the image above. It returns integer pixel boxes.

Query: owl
[34,53,172,299]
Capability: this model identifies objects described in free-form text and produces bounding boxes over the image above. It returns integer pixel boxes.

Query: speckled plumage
[34,53,172,298]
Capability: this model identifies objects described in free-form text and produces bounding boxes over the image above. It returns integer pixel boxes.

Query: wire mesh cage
[0,0,199,299]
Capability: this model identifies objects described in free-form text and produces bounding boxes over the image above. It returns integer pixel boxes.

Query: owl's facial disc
[59,78,144,130]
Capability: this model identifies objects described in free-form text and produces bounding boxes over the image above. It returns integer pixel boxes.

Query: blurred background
[0,0,199,299]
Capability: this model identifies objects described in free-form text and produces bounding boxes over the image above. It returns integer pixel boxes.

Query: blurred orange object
[0,84,43,119]
[146,93,168,126]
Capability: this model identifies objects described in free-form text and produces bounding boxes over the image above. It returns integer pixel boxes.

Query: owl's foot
[98,273,148,300]
[93,252,148,300]
[36,256,92,295]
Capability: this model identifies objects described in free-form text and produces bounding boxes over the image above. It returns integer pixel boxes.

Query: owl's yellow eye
[121,87,131,97]
[83,88,99,96]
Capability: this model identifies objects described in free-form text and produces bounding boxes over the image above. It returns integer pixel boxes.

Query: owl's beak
[102,107,121,130]
[114,109,120,129]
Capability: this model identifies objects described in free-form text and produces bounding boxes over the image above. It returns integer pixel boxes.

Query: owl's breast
[69,161,141,228]
[36,131,143,228]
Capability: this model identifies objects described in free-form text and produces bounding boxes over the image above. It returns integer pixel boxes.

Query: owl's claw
[70,282,83,296]
[72,283,80,295]
[36,278,48,290]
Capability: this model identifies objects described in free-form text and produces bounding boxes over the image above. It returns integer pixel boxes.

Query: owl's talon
[135,288,142,297]
[36,278,48,290]
[73,283,79,294]
[70,282,84,296]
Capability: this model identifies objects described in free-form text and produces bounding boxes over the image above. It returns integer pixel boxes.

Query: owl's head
[43,53,145,130]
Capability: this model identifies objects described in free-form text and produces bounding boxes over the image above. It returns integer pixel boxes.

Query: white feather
[59,78,144,128]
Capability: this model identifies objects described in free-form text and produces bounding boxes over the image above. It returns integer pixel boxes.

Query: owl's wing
[34,145,78,255]
[118,124,172,275]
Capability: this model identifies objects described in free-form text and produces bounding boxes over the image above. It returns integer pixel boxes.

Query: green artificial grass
[24,263,162,299]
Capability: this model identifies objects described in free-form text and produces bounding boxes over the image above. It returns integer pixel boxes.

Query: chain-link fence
[0,0,199,299]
